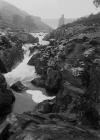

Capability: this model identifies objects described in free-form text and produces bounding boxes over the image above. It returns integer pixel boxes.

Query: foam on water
[27,90,55,103]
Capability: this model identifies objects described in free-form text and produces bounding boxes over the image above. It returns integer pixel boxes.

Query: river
[4,33,55,114]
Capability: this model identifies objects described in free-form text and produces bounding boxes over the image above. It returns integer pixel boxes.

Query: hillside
[45,12,100,40]
[0,0,52,32]
[42,18,74,29]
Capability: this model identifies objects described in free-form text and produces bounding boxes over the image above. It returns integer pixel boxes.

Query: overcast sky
[4,0,100,19]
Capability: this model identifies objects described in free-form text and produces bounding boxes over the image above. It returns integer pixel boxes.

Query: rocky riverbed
[0,22,100,140]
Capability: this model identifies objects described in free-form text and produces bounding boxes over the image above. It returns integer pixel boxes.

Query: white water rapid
[4,33,54,113]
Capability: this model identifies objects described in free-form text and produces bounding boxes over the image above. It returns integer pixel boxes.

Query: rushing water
[4,33,54,114]
[31,33,49,45]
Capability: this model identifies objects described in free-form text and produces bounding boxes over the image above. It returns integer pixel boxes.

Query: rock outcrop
[10,81,28,92]
[0,34,23,72]
[0,31,39,73]
[0,74,15,121]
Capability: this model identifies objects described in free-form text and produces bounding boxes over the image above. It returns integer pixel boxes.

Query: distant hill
[42,18,74,29]
[0,0,52,32]
[45,12,100,41]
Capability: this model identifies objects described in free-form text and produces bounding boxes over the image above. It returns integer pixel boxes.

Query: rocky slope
[0,31,38,73]
[45,12,100,41]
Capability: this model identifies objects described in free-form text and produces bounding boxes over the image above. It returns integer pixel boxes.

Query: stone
[0,74,15,120]
[13,32,39,44]
[37,135,54,140]
[35,100,54,114]
[10,81,28,92]
[0,34,24,72]
[31,78,45,88]
[45,68,62,96]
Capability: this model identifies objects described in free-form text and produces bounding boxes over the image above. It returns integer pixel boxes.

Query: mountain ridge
[0,0,52,32]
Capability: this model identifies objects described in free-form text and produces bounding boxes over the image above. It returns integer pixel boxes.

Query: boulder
[0,74,15,120]
[10,81,28,92]
[28,53,40,66]
[31,78,45,88]
[0,34,24,72]
[0,58,7,73]
[45,68,62,96]
[13,32,39,44]
[35,99,55,114]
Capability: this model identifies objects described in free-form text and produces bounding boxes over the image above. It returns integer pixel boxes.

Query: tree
[93,0,100,7]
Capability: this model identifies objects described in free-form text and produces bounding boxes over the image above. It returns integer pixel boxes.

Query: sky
[4,0,100,19]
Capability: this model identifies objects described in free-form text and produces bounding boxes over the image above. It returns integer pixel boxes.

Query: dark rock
[0,58,7,73]
[49,39,56,46]
[37,135,54,140]
[35,99,55,114]
[8,112,100,140]
[31,78,45,88]
[28,53,40,66]
[10,81,28,92]
[45,68,62,96]
[0,74,15,120]
[0,124,11,140]
[0,34,24,72]
[13,32,39,44]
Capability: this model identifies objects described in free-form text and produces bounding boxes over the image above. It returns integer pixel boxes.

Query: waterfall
[4,44,38,86]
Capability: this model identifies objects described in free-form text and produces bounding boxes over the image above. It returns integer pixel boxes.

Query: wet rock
[0,74,15,120]
[37,135,54,140]
[13,32,39,44]
[49,39,56,46]
[31,78,45,88]
[35,99,55,114]
[10,81,28,92]
[28,53,40,66]
[45,68,62,96]
[0,34,24,72]
[8,112,100,140]
[0,58,7,73]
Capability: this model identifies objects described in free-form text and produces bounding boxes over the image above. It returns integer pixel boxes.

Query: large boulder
[0,58,7,73]
[31,78,45,88]
[35,99,55,114]
[0,46,24,72]
[45,68,62,96]
[10,81,28,93]
[0,74,15,120]
[0,34,24,72]
[28,53,40,66]
[13,32,39,44]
